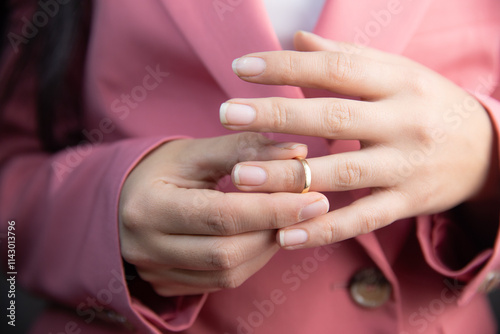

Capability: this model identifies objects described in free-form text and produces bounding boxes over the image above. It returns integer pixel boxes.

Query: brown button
[479,271,500,293]
[349,268,392,308]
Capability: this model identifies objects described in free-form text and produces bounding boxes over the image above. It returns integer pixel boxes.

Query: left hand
[220,31,496,249]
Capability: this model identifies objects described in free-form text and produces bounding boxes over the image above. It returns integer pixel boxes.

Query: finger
[192,132,308,171]
[150,244,279,291]
[276,190,408,249]
[167,133,308,183]
[150,230,276,271]
[232,148,397,193]
[231,50,405,100]
[147,185,329,235]
[220,97,393,140]
[293,31,414,67]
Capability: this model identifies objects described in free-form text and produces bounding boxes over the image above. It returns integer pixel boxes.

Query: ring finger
[232,147,398,193]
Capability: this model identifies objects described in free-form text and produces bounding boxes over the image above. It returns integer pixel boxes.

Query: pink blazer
[2,0,500,333]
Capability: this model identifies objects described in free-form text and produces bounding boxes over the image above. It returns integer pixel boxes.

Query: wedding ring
[294,157,311,194]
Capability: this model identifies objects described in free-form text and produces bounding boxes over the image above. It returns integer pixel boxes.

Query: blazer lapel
[157,0,305,100]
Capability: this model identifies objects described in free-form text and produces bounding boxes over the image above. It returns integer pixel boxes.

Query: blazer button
[479,271,500,293]
[349,268,392,308]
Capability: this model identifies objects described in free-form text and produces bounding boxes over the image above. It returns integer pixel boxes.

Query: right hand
[118,133,329,296]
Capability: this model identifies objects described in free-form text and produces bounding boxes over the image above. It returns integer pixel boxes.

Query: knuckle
[206,201,238,235]
[357,206,390,234]
[120,196,147,232]
[209,241,241,270]
[406,69,433,98]
[322,220,340,245]
[407,111,441,148]
[217,270,244,290]
[120,245,139,265]
[270,97,290,131]
[335,159,363,189]
[282,52,300,82]
[412,122,436,147]
[324,101,355,136]
[326,52,356,84]
[121,243,151,266]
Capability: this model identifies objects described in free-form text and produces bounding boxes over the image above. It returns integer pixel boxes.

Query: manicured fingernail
[233,165,267,186]
[273,142,306,150]
[279,229,308,247]
[232,57,266,76]
[300,199,329,221]
[220,103,256,125]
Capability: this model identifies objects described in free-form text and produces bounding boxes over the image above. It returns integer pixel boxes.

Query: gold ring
[294,157,311,194]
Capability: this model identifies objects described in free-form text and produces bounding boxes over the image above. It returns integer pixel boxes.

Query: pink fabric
[1,0,500,333]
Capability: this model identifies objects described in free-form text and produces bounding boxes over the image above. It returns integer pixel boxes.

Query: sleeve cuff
[112,135,209,332]
[417,92,500,306]
[417,213,493,281]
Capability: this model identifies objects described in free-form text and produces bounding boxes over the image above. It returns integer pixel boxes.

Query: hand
[118,133,329,296]
[221,32,496,249]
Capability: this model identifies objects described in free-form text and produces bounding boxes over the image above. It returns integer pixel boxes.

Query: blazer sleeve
[0,103,206,332]
[0,6,205,334]
[416,90,500,307]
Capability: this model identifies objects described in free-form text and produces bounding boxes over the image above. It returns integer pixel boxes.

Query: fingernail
[300,199,329,221]
[297,30,316,37]
[232,57,266,77]
[297,31,341,51]
[273,142,306,150]
[220,103,256,125]
[233,165,267,186]
[279,229,308,247]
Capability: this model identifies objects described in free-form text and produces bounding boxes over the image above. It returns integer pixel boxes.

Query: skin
[119,133,329,296]
[119,31,499,296]
[225,31,499,249]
